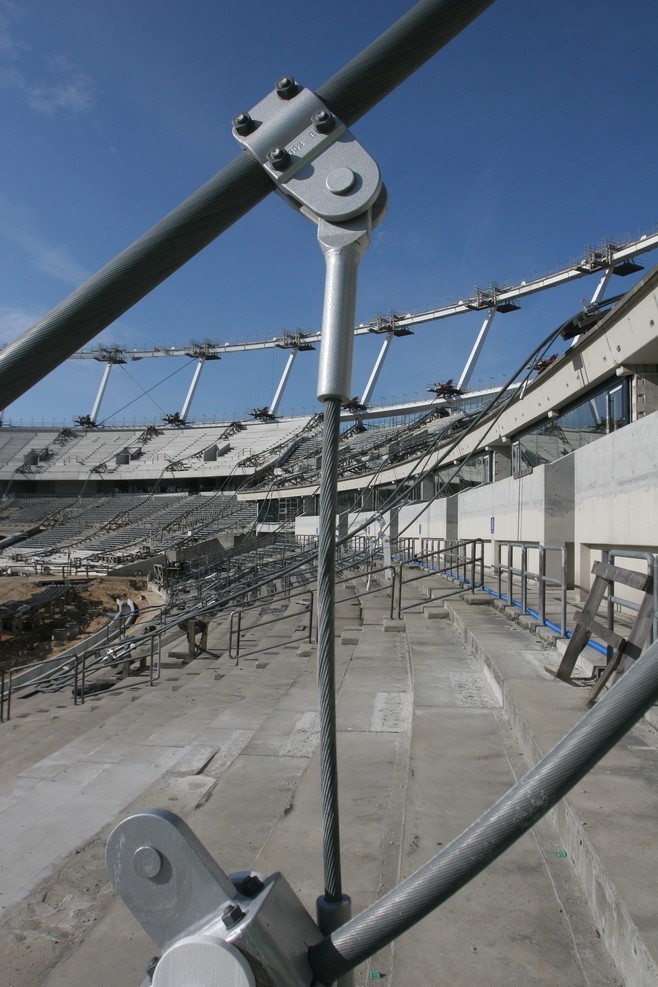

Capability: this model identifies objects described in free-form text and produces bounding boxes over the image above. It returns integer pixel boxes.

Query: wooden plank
[574,614,625,650]
[587,648,624,705]
[552,574,610,681]
[592,560,651,592]
[621,588,656,663]
[587,581,655,705]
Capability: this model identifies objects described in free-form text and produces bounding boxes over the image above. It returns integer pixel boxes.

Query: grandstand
[0,0,657,979]
[1,259,658,588]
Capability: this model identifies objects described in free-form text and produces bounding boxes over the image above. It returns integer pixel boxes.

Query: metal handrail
[603,548,658,647]
[0,650,84,722]
[73,639,161,706]
[227,591,315,662]
[391,539,485,617]
[496,541,567,636]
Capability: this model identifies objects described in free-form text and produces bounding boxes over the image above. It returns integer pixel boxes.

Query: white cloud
[0,4,96,117]
[26,54,96,116]
[0,1,24,59]
[0,194,90,285]
[0,304,43,346]
[11,226,90,284]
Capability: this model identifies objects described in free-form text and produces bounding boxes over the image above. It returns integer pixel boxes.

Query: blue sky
[1,0,657,426]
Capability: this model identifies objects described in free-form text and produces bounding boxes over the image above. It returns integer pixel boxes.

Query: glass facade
[434,452,492,497]
[512,378,630,475]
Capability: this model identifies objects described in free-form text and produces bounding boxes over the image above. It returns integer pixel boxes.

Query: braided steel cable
[0,156,270,410]
[316,396,343,901]
[319,0,495,128]
[309,638,658,983]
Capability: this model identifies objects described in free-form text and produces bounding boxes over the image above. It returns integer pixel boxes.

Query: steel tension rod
[231,78,388,977]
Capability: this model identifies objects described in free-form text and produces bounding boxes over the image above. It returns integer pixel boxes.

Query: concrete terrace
[0,570,656,987]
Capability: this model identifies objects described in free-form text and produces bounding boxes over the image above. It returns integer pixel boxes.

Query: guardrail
[73,635,161,705]
[496,541,568,636]
[228,589,315,662]
[603,548,658,648]
[338,537,485,619]
[0,603,162,721]
[392,539,485,617]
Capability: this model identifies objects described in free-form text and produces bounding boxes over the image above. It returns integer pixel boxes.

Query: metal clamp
[233,77,387,402]
[106,809,323,987]
[233,78,382,223]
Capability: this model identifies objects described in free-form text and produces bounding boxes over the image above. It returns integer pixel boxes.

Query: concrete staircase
[0,569,655,986]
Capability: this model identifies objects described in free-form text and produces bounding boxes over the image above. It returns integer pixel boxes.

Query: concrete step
[1,579,652,986]
[445,599,658,987]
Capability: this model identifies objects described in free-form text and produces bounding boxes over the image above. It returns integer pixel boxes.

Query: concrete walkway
[0,577,655,986]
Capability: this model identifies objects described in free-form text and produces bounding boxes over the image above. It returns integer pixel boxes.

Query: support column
[420,475,434,500]
[269,349,298,417]
[360,331,394,406]
[458,308,496,392]
[180,358,206,422]
[90,362,113,423]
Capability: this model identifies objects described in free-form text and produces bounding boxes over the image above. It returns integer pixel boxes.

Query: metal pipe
[560,547,568,636]
[179,358,206,422]
[0,0,495,409]
[309,637,658,984]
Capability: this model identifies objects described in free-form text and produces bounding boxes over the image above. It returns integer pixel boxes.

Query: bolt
[267,146,291,172]
[326,167,356,195]
[221,903,246,929]
[133,845,162,879]
[233,874,265,897]
[232,112,255,136]
[275,76,298,100]
[312,109,335,134]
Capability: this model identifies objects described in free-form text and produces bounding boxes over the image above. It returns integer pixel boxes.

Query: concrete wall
[397,498,448,545]
[298,412,658,593]
[574,413,658,590]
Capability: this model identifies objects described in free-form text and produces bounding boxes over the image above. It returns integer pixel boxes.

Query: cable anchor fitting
[233,79,387,402]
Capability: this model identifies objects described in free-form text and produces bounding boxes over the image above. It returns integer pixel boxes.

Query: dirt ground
[0,576,155,671]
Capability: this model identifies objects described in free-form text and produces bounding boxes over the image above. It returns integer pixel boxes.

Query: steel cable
[316,396,343,901]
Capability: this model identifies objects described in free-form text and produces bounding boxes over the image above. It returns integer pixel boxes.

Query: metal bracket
[233,77,387,403]
[106,809,323,987]
[233,78,381,223]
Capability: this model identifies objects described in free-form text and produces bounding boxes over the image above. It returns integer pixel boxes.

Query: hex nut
[267,146,291,172]
[233,112,255,136]
[221,903,246,929]
[312,109,335,134]
[275,76,298,99]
